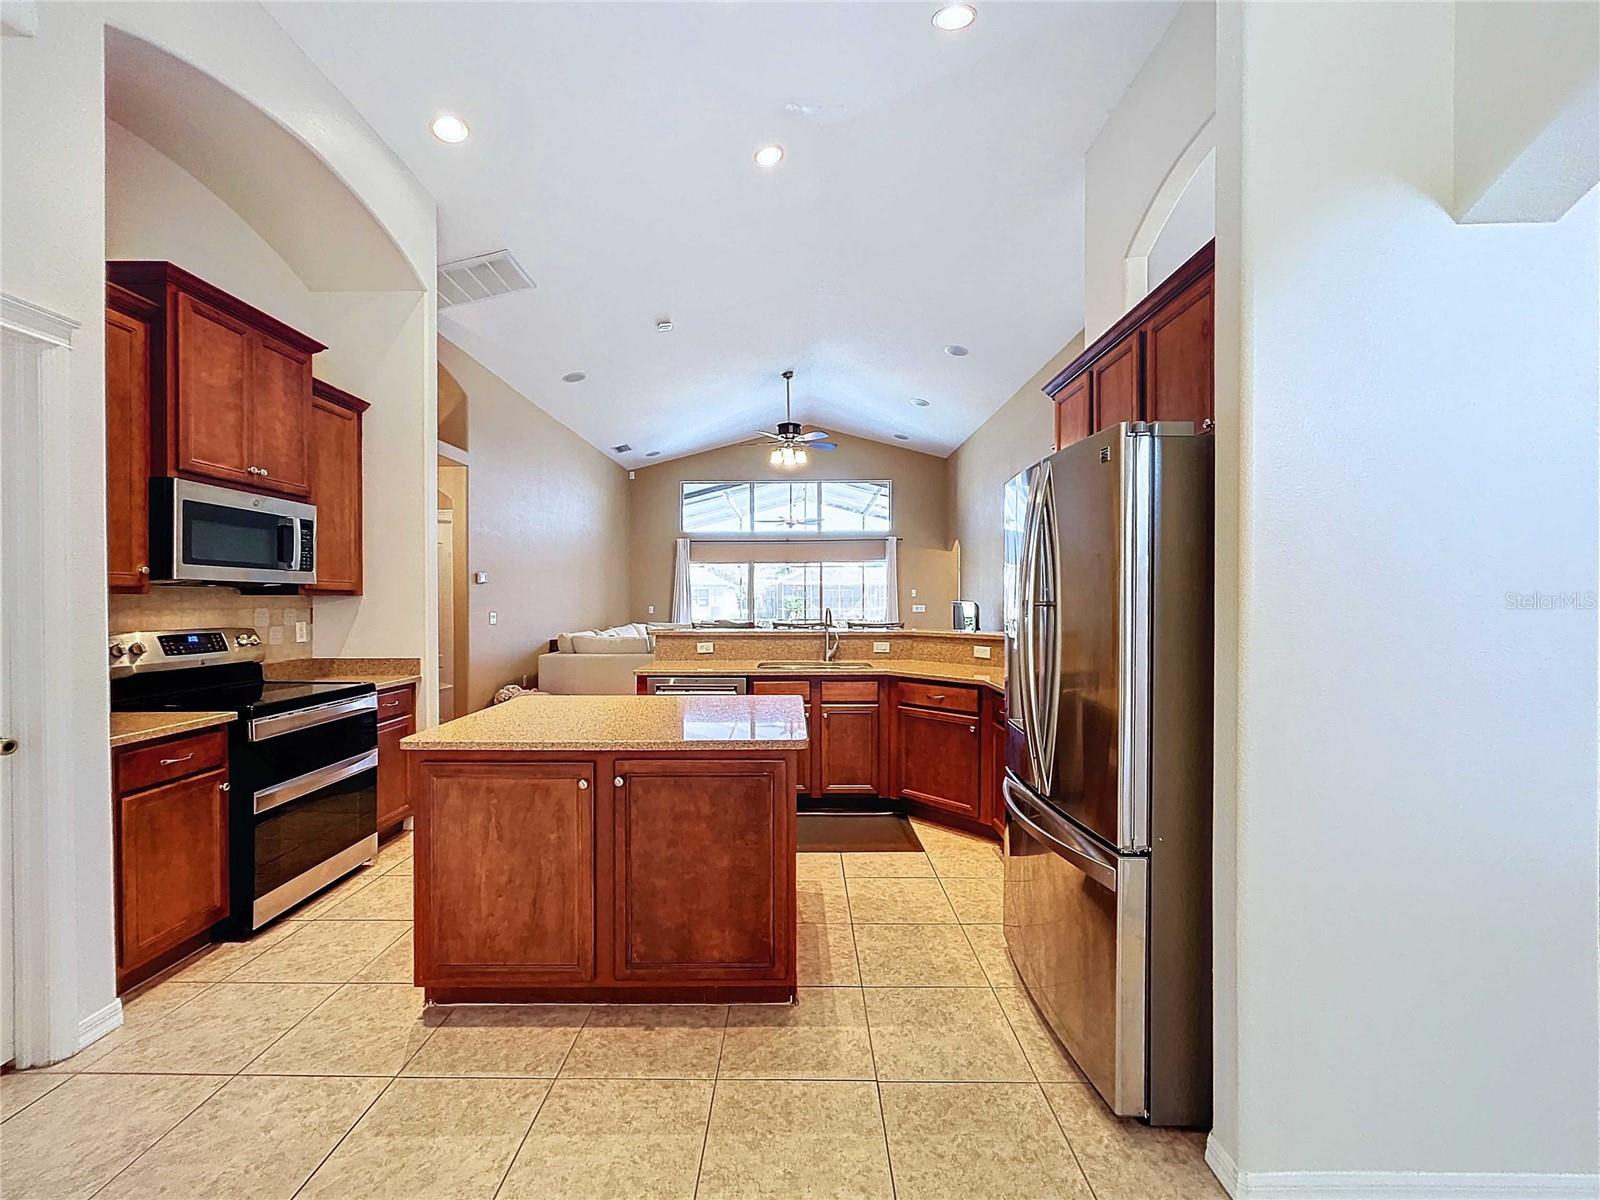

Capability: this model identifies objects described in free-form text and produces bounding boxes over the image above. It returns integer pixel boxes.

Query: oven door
[1002,772,1148,1117]
[156,477,317,586]
[241,709,377,927]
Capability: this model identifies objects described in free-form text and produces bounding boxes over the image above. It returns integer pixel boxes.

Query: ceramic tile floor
[0,821,1224,1200]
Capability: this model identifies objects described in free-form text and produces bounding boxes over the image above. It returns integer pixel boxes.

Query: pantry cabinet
[304,380,369,595]
[108,261,325,499]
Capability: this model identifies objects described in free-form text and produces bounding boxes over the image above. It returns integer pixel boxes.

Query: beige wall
[436,457,470,710]
[947,336,1084,631]
[438,362,469,450]
[437,338,630,710]
[627,435,956,629]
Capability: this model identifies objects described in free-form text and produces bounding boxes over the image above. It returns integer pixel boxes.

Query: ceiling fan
[745,370,837,467]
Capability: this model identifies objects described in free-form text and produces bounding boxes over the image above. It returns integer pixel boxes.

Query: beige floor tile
[156,923,298,983]
[925,838,1004,879]
[962,924,1026,988]
[994,986,1084,1082]
[797,923,860,985]
[863,987,1032,1082]
[372,831,412,871]
[1044,1083,1223,1199]
[381,855,414,876]
[499,1078,712,1200]
[697,1079,893,1200]
[91,983,335,1075]
[797,873,851,923]
[293,866,382,918]
[298,1077,548,1200]
[319,874,414,921]
[41,982,214,1072]
[845,877,957,924]
[404,1004,589,1078]
[796,852,844,880]
[939,876,1004,923]
[352,929,415,983]
[853,923,987,986]
[720,988,874,1080]
[909,819,990,852]
[245,984,443,1076]
[880,1082,1092,1200]
[225,919,410,983]
[842,851,934,878]
[0,1073,223,1200]
[95,1075,383,1200]
[562,1005,726,1079]
[0,1070,66,1121]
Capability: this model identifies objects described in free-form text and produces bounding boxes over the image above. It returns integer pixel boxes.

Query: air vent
[437,251,535,309]
[612,443,633,454]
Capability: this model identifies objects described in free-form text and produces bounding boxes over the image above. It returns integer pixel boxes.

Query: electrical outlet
[973,645,992,660]
[488,611,498,626]
[696,641,715,654]
[474,571,489,585]
[873,641,891,654]
[268,626,284,645]
[910,588,918,598]
[911,603,926,613]
[295,621,309,643]
[253,607,270,627]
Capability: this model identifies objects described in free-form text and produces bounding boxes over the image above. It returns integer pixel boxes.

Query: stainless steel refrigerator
[1003,421,1213,1127]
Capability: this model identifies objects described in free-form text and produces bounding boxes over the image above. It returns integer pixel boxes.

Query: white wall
[1083,1,1215,340]
[1,0,436,1059]
[1218,2,1598,1192]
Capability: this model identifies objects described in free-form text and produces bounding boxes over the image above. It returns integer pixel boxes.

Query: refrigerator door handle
[1003,774,1117,892]
[1016,470,1045,788]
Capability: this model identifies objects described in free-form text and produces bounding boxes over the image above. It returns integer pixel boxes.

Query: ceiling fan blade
[796,430,831,442]
[810,441,838,451]
[750,430,784,440]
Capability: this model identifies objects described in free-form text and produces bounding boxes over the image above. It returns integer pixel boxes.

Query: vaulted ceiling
[267,1,1176,465]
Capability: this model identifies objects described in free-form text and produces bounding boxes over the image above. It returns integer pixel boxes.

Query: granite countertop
[265,658,422,690]
[402,693,810,752]
[110,711,236,748]
[635,658,1005,692]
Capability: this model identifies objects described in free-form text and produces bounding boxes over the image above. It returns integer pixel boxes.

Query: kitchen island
[401,693,807,1004]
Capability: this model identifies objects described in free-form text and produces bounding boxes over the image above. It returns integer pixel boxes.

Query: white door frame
[1,293,105,1066]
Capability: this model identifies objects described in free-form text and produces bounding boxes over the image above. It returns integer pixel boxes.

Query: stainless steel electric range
[110,628,379,932]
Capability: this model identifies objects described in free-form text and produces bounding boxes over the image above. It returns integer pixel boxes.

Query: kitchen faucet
[822,607,840,663]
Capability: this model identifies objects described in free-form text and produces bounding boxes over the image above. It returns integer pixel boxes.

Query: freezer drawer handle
[254,749,378,816]
[1003,776,1118,892]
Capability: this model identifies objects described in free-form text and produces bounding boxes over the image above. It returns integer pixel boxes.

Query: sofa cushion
[556,628,596,654]
[569,633,652,654]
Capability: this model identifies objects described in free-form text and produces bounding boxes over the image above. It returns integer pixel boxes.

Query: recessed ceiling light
[894,433,911,441]
[430,114,470,144]
[645,450,661,458]
[911,397,931,407]
[944,344,969,357]
[656,319,674,332]
[562,371,587,383]
[754,144,785,168]
[931,4,976,32]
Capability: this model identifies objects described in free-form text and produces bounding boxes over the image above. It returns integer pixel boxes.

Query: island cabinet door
[611,758,794,982]
[415,761,596,985]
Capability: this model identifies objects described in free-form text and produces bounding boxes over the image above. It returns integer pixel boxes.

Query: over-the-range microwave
[150,478,316,587]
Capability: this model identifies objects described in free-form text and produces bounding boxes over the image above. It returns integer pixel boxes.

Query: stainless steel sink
[755,660,874,671]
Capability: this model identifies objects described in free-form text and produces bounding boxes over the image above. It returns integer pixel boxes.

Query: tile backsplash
[109,586,312,663]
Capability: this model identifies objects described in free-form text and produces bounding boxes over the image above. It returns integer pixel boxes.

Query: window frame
[687,557,892,625]
[680,479,893,537]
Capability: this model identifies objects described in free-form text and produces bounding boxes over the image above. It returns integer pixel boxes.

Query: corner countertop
[635,658,1005,693]
[110,711,236,748]
[402,693,810,752]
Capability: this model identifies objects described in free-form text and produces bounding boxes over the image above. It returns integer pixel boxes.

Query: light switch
[295,621,309,643]
[873,641,891,654]
[697,641,715,654]
[474,571,489,585]
[648,606,656,615]
[973,645,992,659]
[910,588,918,598]
[911,604,927,613]
[488,611,498,626]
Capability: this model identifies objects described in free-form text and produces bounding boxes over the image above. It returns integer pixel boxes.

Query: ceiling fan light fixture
[794,448,807,466]
[770,448,784,466]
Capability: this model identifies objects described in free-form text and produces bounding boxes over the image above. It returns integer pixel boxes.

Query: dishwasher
[645,676,748,696]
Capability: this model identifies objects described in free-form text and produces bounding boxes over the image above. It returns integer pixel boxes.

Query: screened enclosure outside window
[682,481,890,534]
[687,559,890,623]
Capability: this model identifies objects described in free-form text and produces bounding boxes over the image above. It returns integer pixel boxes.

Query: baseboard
[1207,1136,1242,1197]
[76,998,123,1052]
[1221,1165,1597,1200]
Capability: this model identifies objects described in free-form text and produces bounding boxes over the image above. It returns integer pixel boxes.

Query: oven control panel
[157,632,229,657]
[110,627,266,677]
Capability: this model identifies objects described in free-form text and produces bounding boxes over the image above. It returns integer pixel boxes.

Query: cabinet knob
[614,776,625,788]
[1201,418,1214,433]
[137,565,150,576]
[219,782,230,792]
[968,724,977,733]
[577,779,589,791]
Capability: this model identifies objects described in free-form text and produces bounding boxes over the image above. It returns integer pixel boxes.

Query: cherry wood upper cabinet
[304,379,369,596]
[108,262,325,500]
[1044,240,1214,439]
[106,284,159,592]
[1146,272,1214,431]
[1091,332,1142,432]
[1053,371,1092,451]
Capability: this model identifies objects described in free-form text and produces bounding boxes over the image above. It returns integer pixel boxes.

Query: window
[688,560,889,624]
[682,480,890,534]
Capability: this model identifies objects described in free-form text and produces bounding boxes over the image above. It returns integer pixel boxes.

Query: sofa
[536,623,659,695]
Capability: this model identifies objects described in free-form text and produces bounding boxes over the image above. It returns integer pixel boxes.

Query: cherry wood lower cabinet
[112,728,231,993]
[410,749,797,1003]
[375,683,416,831]
[893,698,983,821]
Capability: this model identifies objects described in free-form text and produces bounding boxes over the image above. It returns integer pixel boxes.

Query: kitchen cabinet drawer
[115,728,228,795]
[819,680,878,702]
[896,680,979,715]
[376,684,416,721]
[752,680,812,698]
